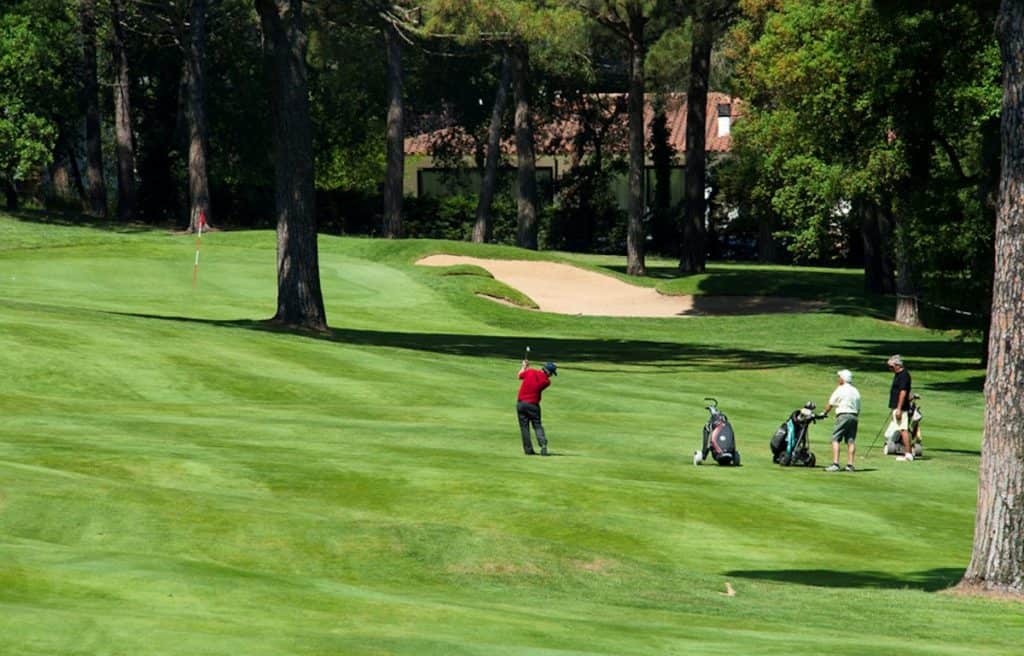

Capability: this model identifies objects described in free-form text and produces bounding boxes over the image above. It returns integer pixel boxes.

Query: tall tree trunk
[67,140,87,203]
[186,0,212,232]
[650,98,674,257]
[4,179,18,210]
[255,0,327,331]
[893,240,921,326]
[680,15,712,274]
[383,21,404,239]
[49,128,85,207]
[958,0,1024,597]
[511,44,538,250]
[473,48,512,244]
[890,36,939,327]
[79,0,106,218]
[861,198,895,294]
[110,0,137,222]
[757,211,776,263]
[625,22,646,275]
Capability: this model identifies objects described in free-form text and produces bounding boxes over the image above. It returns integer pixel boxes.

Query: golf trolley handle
[704,397,718,408]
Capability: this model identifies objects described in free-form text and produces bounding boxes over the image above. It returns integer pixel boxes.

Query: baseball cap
[543,362,558,376]
[887,355,903,367]
[837,369,853,383]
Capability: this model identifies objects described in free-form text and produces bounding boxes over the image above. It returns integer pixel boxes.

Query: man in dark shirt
[517,359,557,455]
[887,354,914,461]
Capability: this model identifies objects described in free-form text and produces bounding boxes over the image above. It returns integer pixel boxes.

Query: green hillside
[0,212,1015,656]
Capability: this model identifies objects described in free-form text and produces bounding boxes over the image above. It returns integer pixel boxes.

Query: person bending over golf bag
[694,398,741,466]
[517,359,557,455]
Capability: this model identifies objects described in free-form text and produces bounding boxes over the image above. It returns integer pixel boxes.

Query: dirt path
[417,254,824,318]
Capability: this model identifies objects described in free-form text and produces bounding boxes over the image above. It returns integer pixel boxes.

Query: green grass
[0,211,1014,655]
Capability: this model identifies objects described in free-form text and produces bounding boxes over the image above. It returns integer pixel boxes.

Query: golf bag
[883,394,923,457]
[694,398,741,466]
[771,402,823,467]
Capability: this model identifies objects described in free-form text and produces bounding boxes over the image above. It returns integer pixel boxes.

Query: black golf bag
[694,398,741,466]
[771,402,823,467]
[883,394,924,457]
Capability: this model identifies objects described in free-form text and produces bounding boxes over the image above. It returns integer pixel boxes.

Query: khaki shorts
[885,409,910,439]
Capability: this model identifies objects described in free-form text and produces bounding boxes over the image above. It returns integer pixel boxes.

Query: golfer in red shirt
[517,359,557,455]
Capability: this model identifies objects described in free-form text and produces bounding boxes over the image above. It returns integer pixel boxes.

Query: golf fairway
[0,213,1019,655]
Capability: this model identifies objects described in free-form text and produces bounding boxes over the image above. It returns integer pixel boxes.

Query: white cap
[837,369,853,383]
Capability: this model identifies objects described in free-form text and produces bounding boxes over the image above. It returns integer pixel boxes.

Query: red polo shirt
[517,368,551,404]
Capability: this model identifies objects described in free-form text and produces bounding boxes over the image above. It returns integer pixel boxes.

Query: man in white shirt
[822,369,861,472]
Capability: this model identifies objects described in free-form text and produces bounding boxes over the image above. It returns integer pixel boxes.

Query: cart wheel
[882,443,890,455]
[914,443,923,458]
[807,453,816,468]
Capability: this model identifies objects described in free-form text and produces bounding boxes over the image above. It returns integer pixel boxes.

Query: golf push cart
[693,398,741,466]
[770,401,826,467]
[882,393,924,457]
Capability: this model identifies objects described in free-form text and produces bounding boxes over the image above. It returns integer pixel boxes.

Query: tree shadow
[601,265,680,280]
[105,311,816,369]
[694,269,863,298]
[5,208,155,233]
[844,338,982,361]
[725,567,964,592]
[925,376,986,393]
[685,295,828,316]
[842,339,983,372]
[102,312,987,381]
[931,448,981,456]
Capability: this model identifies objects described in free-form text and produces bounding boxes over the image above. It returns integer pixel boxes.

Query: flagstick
[192,211,205,288]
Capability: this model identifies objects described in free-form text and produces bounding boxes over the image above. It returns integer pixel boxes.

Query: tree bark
[861,198,895,294]
[650,103,674,257]
[473,48,512,244]
[757,212,776,263]
[255,0,327,331]
[511,44,538,250]
[958,0,1024,597]
[680,15,713,274]
[625,17,646,275]
[110,0,137,222]
[4,179,18,210]
[49,128,85,207]
[186,0,212,232]
[79,0,106,218]
[893,264,921,325]
[383,21,404,239]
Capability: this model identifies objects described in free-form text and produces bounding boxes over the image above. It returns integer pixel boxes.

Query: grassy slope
[0,213,1015,655]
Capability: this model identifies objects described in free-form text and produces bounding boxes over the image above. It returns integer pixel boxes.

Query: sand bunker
[417,254,824,318]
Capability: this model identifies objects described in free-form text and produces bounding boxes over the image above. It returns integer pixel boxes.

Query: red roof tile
[405,92,742,157]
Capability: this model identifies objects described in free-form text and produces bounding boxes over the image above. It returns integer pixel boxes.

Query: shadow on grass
[602,265,681,280]
[695,269,863,298]
[845,339,982,363]
[931,448,981,456]
[726,567,964,592]
[6,208,157,232]
[105,311,986,376]
[925,376,986,393]
[107,312,803,369]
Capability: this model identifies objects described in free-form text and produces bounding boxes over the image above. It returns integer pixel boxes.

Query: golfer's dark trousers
[517,401,547,453]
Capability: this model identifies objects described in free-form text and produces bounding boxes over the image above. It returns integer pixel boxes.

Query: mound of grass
[0,212,1013,656]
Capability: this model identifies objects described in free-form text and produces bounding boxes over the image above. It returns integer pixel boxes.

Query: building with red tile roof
[403,92,741,204]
